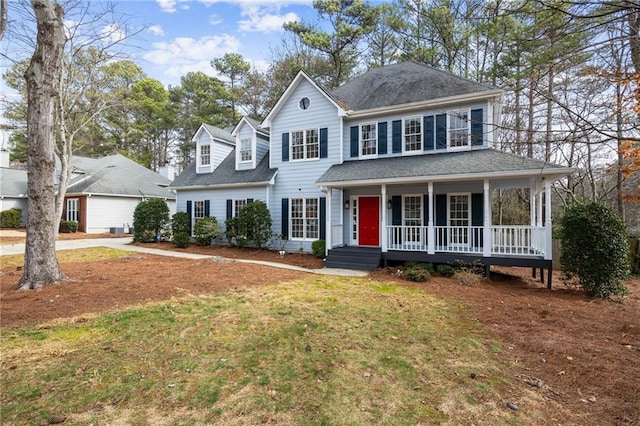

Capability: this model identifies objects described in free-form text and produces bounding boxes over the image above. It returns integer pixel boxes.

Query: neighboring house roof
[170,150,277,189]
[0,168,28,198]
[195,123,235,145]
[66,154,175,199]
[317,149,573,186]
[331,60,501,113]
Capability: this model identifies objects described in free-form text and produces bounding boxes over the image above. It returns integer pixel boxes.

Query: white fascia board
[171,182,271,191]
[191,124,207,142]
[316,167,575,188]
[343,90,503,119]
[66,192,176,200]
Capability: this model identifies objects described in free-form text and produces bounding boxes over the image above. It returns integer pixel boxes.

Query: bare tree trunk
[19,0,67,290]
[0,0,7,41]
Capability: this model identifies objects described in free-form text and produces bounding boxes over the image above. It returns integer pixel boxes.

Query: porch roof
[316,149,573,187]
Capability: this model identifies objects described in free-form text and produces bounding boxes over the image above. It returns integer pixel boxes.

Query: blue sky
[118,0,317,87]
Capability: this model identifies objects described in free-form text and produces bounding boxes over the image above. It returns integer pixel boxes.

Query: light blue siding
[342,101,491,161]
[195,129,234,174]
[269,79,341,252]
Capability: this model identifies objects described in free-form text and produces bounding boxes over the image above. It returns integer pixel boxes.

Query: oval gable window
[299,97,310,110]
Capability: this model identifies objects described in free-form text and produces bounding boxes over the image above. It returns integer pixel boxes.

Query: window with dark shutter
[282,133,289,161]
[423,115,434,151]
[350,126,359,158]
[392,120,402,153]
[320,128,328,158]
[378,121,387,155]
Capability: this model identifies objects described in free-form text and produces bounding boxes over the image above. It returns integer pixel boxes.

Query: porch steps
[325,246,381,271]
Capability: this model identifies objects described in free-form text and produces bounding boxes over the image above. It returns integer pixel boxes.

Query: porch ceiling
[316,149,573,188]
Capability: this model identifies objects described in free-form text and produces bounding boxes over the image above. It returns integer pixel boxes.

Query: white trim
[402,115,423,154]
[289,196,320,241]
[446,108,471,152]
[289,128,320,162]
[359,121,378,159]
[355,195,381,247]
[447,192,471,247]
[171,182,270,190]
[261,70,346,128]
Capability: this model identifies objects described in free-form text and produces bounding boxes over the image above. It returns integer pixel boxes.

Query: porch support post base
[427,182,435,255]
[547,268,553,289]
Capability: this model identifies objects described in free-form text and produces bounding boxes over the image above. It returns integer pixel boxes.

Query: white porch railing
[384,225,546,257]
[331,224,343,248]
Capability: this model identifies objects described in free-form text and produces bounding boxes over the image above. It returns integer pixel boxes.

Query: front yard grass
[0,247,132,268]
[1,276,528,425]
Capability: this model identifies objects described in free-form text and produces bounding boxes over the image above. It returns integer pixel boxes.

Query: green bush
[0,208,22,228]
[403,262,432,282]
[171,211,191,235]
[559,202,629,299]
[224,216,243,247]
[172,231,190,248]
[194,216,220,245]
[236,201,273,249]
[133,198,170,243]
[59,220,78,233]
[311,240,326,258]
[437,264,456,277]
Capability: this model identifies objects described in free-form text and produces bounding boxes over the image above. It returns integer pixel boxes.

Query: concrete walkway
[0,237,369,277]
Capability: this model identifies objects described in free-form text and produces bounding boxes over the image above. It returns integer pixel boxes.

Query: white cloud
[101,23,126,44]
[238,8,298,33]
[143,34,241,68]
[148,25,165,36]
[209,14,222,25]
[156,0,177,13]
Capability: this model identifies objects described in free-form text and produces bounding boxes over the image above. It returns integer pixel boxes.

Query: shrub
[194,216,220,245]
[0,208,21,228]
[559,202,629,299]
[311,240,326,258]
[437,264,456,277]
[59,220,78,233]
[172,231,190,248]
[224,216,243,247]
[403,262,432,282]
[133,198,170,243]
[171,211,191,235]
[236,201,273,249]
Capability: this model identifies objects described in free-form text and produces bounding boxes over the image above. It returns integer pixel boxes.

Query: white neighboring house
[0,150,28,225]
[62,154,176,233]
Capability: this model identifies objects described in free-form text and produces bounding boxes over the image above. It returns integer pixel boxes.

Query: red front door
[358,196,380,246]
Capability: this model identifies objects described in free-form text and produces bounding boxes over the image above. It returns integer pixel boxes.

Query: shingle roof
[244,117,269,135]
[201,123,235,144]
[331,61,500,112]
[67,154,175,199]
[0,167,28,197]
[317,149,572,185]
[170,150,276,188]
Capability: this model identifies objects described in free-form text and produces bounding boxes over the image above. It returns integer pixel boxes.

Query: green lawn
[1,276,533,425]
[0,247,132,268]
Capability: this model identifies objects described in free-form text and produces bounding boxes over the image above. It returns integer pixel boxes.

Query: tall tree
[211,53,250,123]
[284,0,377,88]
[19,0,67,290]
[0,0,6,41]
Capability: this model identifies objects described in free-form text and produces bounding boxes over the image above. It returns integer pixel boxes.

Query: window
[299,97,310,110]
[403,195,422,242]
[193,200,205,224]
[290,197,319,240]
[360,123,377,157]
[233,199,247,217]
[404,117,422,152]
[240,138,252,162]
[66,198,79,222]
[291,129,319,161]
[200,144,211,166]
[449,193,470,245]
[448,109,470,149]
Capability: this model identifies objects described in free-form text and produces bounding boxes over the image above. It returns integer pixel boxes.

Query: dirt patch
[0,242,638,424]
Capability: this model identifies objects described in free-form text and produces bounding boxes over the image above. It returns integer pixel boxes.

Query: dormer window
[449,109,470,149]
[200,144,211,166]
[404,117,422,152]
[240,138,252,162]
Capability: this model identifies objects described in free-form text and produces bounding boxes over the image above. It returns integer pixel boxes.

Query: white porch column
[381,184,387,253]
[537,188,543,227]
[483,179,491,257]
[325,186,332,255]
[544,179,552,260]
[427,182,435,254]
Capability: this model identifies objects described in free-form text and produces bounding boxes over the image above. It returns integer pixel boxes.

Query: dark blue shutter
[471,108,483,146]
[247,198,253,204]
[186,200,192,234]
[378,121,387,155]
[436,114,447,150]
[392,120,402,153]
[471,193,484,247]
[435,194,447,226]
[423,115,434,151]
[226,199,232,219]
[282,133,289,161]
[319,197,326,240]
[424,195,430,225]
[204,200,210,217]
[281,198,289,239]
[350,126,359,158]
[320,127,328,158]
[391,196,402,226]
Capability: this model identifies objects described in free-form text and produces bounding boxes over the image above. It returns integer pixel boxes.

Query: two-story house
[171,61,572,286]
